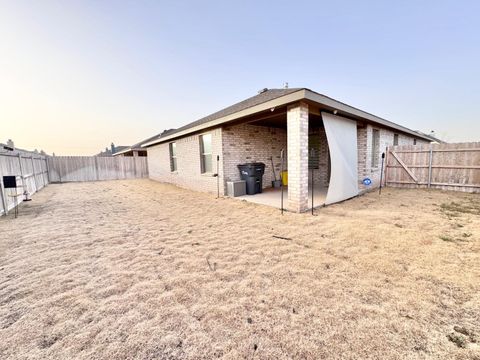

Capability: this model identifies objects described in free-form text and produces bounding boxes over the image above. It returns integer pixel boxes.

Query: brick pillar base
[287,102,309,212]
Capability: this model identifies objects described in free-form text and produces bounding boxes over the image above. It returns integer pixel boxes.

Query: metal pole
[216,155,220,198]
[280,149,284,215]
[379,152,385,195]
[14,194,18,218]
[311,168,314,215]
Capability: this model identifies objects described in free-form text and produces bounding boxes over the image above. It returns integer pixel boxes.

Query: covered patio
[223,100,359,212]
[236,184,327,210]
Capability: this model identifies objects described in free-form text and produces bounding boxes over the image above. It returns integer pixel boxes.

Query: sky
[0,0,479,155]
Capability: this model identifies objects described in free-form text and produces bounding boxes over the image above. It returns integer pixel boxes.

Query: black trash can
[237,163,265,195]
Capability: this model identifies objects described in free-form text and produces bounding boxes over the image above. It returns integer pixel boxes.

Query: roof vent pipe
[6,139,14,151]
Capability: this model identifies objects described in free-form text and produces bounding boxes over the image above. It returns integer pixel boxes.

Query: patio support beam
[287,102,309,212]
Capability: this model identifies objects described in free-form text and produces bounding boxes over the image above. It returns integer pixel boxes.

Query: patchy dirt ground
[0,180,479,360]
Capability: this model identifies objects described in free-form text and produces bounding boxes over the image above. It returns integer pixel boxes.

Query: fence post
[94,157,99,181]
[58,157,62,183]
[0,166,8,215]
[427,143,433,188]
[384,146,389,187]
[46,156,51,183]
[18,153,26,192]
[31,155,38,193]
[42,156,47,186]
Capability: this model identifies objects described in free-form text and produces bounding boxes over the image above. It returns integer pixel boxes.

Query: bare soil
[0,180,479,359]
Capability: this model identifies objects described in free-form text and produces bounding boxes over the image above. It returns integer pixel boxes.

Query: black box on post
[3,176,17,189]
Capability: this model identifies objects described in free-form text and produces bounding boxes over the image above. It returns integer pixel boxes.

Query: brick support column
[287,102,309,212]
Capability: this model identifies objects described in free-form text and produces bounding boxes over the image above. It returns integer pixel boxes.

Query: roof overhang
[142,89,434,147]
[113,147,144,156]
[304,91,434,141]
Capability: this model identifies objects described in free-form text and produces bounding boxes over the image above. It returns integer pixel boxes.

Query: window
[371,129,380,168]
[308,131,320,170]
[199,134,212,173]
[413,138,417,145]
[169,142,177,171]
[393,133,399,146]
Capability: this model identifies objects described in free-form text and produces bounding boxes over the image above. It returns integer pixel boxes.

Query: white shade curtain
[322,112,359,204]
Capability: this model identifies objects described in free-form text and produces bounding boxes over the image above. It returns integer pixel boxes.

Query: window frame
[169,142,177,172]
[199,133,213,174]
[393,133,399,146]
[371,129,380,168]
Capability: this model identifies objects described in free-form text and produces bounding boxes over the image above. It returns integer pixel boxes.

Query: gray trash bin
[237,163,265,195]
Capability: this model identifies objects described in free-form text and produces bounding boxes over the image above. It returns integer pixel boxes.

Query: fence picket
[386,142,479,193]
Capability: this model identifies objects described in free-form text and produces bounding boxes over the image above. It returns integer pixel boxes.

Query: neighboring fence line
[385,142,480,193]
[0,151,49,215]
[0,154,149,216]
[47,156,148,182]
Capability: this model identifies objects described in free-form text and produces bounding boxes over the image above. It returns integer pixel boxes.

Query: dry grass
[0,180,479,359]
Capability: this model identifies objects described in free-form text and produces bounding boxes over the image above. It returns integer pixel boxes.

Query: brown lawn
[0,179,479,359]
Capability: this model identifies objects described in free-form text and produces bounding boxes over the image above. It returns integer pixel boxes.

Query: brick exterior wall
[222,123,287,189]
[357,124,429,190]
[147,111,429,210]
[147,128,224,195]
[287,102,309,212]
[309,126,329,187]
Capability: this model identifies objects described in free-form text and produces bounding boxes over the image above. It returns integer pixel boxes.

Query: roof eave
[143,88,434,147]
[113,146,146,156]
[141,89,307,147]
[303,90,434,142]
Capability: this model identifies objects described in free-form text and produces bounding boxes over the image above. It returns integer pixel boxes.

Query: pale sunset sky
[1,1,479,155]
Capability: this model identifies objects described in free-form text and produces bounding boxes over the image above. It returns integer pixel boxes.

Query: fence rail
[385,142,480,193]
[47,156,148,182]
[0,153,149,216]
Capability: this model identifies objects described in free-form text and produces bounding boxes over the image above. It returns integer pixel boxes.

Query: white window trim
[169,142,177,172]
[199,133,213,174]
[371,128,380,169]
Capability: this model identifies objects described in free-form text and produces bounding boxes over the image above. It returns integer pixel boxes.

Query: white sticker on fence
[322,112,359,204]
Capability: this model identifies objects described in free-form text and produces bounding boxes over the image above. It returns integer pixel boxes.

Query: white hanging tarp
[322,112,359,204]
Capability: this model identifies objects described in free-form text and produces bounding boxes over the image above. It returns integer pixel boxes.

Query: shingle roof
[142,87,438,146]
[113,130,177,155]
[162,88,302,139]
[96,145,129,157]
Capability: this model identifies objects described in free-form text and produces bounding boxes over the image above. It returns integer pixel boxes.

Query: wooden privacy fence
[1,154,149,216]
[0,151,49,215]
[47,156,148,182]
[385,142,480,193]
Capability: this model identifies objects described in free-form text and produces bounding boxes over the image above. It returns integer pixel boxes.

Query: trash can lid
[237,162,265,167]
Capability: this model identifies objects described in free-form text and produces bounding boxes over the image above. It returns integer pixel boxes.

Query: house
[111,133,176,157]
[142,87,435,212]
[95,143,129,157]
[112,144,147,157]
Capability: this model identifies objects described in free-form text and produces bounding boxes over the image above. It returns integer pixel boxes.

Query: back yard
[0,180,479,359]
